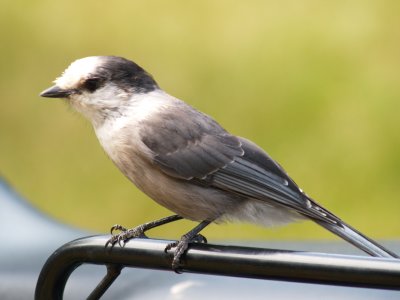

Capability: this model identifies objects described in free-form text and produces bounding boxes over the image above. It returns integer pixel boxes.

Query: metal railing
[35,235,400,299]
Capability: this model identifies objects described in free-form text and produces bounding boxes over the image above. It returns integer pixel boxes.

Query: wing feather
[140,105,244,180]
[211,138,339,223]
[140,104,338,224]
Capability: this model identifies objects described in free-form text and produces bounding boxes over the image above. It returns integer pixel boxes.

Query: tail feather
[314,219,399,258]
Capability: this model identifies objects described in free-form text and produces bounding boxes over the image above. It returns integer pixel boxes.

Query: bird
[40,56,398,270]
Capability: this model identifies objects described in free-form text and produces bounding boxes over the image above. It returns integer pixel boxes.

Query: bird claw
[165,234,208,272]
[110,224,127,235]
[106,220,208,272]
[105,224,147,248]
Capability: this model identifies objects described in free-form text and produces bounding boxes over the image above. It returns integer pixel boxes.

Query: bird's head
[40,56,158,125]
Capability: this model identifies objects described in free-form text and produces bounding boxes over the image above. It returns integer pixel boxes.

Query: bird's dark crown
[90,56,159,94]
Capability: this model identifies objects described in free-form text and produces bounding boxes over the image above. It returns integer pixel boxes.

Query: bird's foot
[105,224,147,248]
[165,234,208,272]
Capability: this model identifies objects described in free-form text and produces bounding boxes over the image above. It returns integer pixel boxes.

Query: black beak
[40,85,73,98]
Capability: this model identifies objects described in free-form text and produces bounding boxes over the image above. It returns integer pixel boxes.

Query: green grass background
[1,0,399,241]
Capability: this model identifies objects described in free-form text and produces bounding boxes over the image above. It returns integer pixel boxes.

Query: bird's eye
[83,77,102,92]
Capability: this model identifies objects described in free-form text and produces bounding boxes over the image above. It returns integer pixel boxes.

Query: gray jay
[40,56,398,270]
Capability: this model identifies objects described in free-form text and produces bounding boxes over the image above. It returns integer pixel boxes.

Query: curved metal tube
[35,235,400,299]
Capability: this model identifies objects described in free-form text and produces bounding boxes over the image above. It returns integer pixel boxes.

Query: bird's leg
[105,215,183,247]
[165,220,211,272]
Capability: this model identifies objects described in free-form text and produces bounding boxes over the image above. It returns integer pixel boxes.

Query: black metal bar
[87,264,123,300]
[35,235,400,299]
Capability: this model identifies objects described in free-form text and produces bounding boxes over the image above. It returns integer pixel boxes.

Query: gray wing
[140,104,244,180]
[211,137,340,223]
[140,104,336,223]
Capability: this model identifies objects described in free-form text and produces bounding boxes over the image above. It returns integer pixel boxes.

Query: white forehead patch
[54,56,103,89]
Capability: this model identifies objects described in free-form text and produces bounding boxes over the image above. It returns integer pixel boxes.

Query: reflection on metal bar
[35,235,400,299]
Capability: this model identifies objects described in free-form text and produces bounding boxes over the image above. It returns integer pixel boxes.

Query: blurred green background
[1,0,399,241]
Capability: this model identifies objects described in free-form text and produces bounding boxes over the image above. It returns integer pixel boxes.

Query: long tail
[313,219,399,258]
